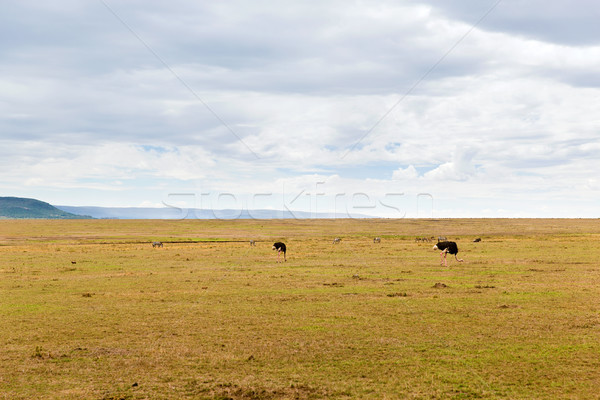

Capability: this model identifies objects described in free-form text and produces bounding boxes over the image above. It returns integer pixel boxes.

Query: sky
[1,0,599,218]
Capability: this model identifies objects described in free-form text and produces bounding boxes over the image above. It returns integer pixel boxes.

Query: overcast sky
[1,0,599,217]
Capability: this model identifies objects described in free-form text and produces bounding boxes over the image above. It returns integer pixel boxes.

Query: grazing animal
[473,238,481,242]
[373,237,381,243]
[433,241,463,266]
[249,240,256,246]
[272,242,287,262]
[438,236,447,241]
[333,237,341,244]
[152,241,163,248]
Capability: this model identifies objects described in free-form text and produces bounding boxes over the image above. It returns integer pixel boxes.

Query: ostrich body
[272,242,287,262]
[433,241,463,266]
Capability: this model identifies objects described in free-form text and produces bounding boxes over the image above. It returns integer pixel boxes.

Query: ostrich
[433,241,463,266]
[272,242,287,262]
[333,237,341,244]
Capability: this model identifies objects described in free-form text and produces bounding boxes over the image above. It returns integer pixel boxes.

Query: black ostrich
[433,241,464,266]
[272,242,287,262]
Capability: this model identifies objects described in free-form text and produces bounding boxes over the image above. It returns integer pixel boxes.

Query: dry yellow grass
[1,219,599,399]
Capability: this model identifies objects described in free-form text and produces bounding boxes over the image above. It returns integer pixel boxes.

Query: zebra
[373,237,381,243]
[249,240,256,246]
[332,237,341,244]
[152,241,163,248]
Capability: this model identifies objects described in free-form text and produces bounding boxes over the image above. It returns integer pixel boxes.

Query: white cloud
[1,142,215,190]
[0,1,599,215]
[424,147,479,181]
[392,165,419,180]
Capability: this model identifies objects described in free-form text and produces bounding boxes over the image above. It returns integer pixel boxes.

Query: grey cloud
[1,0,599,211]
[425,0,600,46]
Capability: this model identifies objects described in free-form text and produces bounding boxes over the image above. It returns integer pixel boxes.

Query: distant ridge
[55,205,369,219]
[0,197,92,219]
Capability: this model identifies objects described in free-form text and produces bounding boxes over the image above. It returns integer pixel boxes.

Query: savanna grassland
[1,218,599,399]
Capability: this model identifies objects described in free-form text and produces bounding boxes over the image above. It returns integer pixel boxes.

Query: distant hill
[0,197,92,219]
[55,205,370,219]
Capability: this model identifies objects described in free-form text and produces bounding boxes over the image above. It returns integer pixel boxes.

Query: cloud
[392,165,419,180]
[0,1,599,215]
[424,147,479,181]
[426,0,600,46]
[0,142,216,191]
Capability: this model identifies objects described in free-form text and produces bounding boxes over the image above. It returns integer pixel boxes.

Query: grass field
[1,218,599,399]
